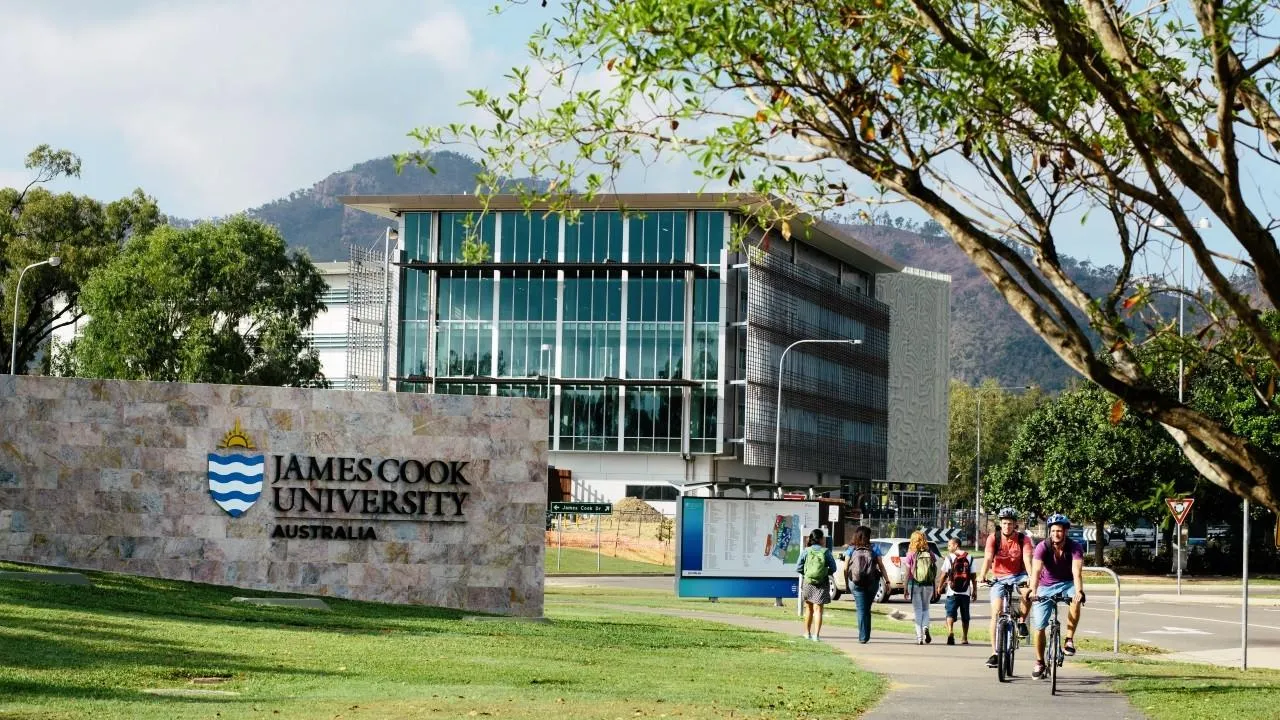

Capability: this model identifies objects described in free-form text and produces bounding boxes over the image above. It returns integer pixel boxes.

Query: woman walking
[843,525,890,643]
[796,528,836,641]
[904,530,939,644]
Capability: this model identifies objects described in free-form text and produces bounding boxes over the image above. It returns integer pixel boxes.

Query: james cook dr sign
[209,420,472,541]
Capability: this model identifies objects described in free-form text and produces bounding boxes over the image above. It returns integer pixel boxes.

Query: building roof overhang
[339,193,905,274]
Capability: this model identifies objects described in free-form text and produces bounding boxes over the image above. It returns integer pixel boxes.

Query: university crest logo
[207,419,264,517]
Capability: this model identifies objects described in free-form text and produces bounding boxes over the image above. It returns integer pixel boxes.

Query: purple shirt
[1033,538,1083,586]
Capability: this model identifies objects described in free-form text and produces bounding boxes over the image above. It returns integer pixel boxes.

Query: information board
[676,497,823,598]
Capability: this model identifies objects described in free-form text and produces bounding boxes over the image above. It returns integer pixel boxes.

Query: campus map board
[676,497,822,598]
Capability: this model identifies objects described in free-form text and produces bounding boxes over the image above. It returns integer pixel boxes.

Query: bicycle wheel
[1049,623,1060,695]
[996,619,1008,683]
[1004,622,1016,678]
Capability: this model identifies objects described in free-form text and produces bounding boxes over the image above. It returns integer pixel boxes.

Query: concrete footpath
[622,605,1146,719]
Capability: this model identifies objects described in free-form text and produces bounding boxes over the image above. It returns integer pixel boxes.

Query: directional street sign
[549,502,612,515]
[1165,497,1195,526]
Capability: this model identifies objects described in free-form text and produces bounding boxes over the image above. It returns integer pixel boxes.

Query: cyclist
[978,507,1034,669]
[1028,513,1085,679]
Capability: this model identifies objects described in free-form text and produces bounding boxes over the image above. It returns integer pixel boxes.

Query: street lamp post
[974,384,1031,554]
[10,256,62,375]
[381,226,399,392]
[773,338,862,489]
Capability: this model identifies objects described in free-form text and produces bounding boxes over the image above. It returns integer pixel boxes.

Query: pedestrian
[934,537,974,645]
[796,528,836,641]
[904,530,938,644]
[843,525,890,643]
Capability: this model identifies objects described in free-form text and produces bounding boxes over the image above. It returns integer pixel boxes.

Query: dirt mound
[612,497,664,520]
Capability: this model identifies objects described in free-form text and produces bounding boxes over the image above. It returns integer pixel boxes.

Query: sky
[0,1,1253,272]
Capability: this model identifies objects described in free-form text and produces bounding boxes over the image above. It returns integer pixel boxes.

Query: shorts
[1030,581,1076,630]
[944,594,970,623]
[988,573,1028,605]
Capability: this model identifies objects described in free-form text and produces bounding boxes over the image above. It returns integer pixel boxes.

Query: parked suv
[831,537,941,603]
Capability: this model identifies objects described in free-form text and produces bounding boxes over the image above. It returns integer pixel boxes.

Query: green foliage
[1,146,161,374]
[413,0,1280,509]
[68,216,328,387]
[985,386,1192,548]
[944,379,1046,508]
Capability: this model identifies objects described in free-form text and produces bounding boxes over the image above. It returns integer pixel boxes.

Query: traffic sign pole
[1166,498,1195,596]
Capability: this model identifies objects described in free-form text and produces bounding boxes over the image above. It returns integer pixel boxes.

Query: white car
[832,537,941,603]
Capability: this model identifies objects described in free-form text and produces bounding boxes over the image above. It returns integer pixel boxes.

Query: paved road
[548,575,1280,667]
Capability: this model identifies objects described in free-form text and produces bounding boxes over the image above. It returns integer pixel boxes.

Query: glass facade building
[341,194,949,503]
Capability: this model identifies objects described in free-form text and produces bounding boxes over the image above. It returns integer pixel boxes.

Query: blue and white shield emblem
[208,419,264,517]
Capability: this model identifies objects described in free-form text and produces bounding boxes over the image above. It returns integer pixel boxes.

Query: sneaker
[1032,662,1045,679]
[1018,622,1030,639]
[946,634,955,646]
[924,627,932,644]
[917,637,924,645]
[986,654,999,668]
[812,635,821,642]
[1063,638,1076,656]
[802,633,811,640]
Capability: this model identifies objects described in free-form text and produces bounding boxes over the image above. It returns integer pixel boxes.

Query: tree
[68,216,329,387]
[1,145,161,374]
[986,385,1192,564]
[944,379,1046,510]
[411,0,1280,511]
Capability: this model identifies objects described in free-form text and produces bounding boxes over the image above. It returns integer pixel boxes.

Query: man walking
[935,537,973,645]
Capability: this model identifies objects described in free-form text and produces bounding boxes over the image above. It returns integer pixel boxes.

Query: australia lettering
[271,524,378,541]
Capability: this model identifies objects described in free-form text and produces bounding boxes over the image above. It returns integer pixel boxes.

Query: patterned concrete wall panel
[0,376,547,617]
[875,268,951,486]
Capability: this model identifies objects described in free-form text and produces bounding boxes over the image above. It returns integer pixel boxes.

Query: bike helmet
[997,507,1019,520]
[1046,513,1071,529]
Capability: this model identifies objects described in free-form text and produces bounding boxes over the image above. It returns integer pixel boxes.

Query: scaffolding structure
[346,241,390,391]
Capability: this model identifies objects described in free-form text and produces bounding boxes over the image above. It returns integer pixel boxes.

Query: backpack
[949,552,972,593]
[802,546,829,585]
[911,551,936,584]
[847,546,877,588]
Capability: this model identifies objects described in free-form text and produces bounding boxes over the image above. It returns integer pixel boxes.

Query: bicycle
[986,579,1025,682]
[1032,592,1072,695]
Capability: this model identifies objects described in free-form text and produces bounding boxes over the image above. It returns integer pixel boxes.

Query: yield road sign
[550,502,612,515]
[1166,497,1195,526]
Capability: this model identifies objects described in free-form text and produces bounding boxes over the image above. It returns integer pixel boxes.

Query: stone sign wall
[0,376,547,617]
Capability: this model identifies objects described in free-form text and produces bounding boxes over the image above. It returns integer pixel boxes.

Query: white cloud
[0,1,507,218]
[397,7,472,71]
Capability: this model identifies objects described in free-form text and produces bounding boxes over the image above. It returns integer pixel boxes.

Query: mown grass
[544,547,672,574]
[1084,660,1280,719]
[0,562,883,719]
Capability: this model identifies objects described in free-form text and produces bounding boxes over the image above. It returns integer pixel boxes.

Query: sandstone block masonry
[0,376,547,616]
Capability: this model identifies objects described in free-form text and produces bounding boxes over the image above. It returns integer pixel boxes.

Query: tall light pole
[10,255,61,375]
[974,384,1031,553]
[773,338,862,489]
[381,226,399,391]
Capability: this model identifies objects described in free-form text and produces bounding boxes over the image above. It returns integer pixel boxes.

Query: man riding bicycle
[1029,513,1085,679]
[978,507,1034,669]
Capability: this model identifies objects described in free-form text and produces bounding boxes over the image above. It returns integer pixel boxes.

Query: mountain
[233,152,1128,389]
[244,152,521,261]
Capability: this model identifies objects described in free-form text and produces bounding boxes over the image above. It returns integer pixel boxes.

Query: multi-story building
[339,194,950,520]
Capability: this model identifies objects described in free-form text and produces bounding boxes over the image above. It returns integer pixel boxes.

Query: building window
[624,385,683,452]
[625,484,680,502]
[693,211,725,266]
[500,212,559,262]
[629,211,686,263]
[564,212,623,262]
[689,384,717,453]
[560,384,619,451]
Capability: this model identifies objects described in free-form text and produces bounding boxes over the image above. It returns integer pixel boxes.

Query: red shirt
[984,531,1033,577]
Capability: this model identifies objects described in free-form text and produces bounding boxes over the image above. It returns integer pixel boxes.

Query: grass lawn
[1084,659,1280,719]
[0,562,883,719]
[544,547,672,575]
[546,586,1160,655]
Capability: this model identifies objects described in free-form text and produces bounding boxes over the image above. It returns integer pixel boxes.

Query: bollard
[1084,566,1120,654]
